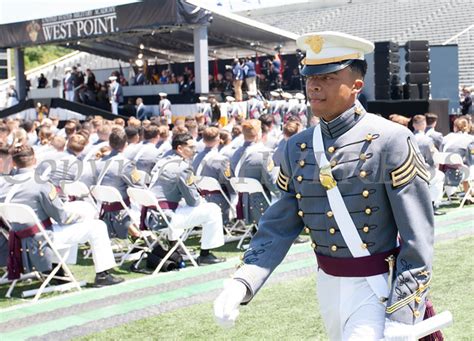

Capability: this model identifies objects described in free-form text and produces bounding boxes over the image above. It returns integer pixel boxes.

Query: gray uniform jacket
[94,150,141,238]
[233,104,434,325]
[425,128,443,151]
[192,147,232,223]
[414,132,435,170]
[0,169,80,274]
[37,149,81,188]
[147,152,201,229]
[230,141,278,224]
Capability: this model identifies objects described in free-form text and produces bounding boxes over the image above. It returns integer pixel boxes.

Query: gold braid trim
[386,277,431,314]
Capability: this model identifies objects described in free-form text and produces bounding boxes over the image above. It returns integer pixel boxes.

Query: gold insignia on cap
[305,35,324,54]
[186,173,195,186]
[390,138,430,188]
[48,184,57,201]
[131,168,142,184]
[267,159,275,172]
[277,169,290,192]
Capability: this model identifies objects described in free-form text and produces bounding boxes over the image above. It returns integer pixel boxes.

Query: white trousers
[317,269,386,340]
[65,90,75,101]
[53,218,116,273]
[167,202,225,250]
[111,102,119,115]
[245,77,257,93]
[429,169,445,204]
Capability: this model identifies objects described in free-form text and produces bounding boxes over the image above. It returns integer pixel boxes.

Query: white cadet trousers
[429,169,445,204]
[317,269,386,341]
[167,202,225,250]
[52,218,116,273]
[111,102,119,115]
[65,90,75,101]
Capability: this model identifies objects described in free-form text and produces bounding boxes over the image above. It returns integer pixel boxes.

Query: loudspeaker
[374,41,400,100]
[404,40,430,100]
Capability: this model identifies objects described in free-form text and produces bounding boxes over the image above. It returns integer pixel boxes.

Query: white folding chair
[229,177,271,249]
[91,185,150,266]
[433,152,465,204]
[127,187,198,274]
[459,165,474,209]
[195,176,241,242]
[61,181,97,206]
[0,203,83,302]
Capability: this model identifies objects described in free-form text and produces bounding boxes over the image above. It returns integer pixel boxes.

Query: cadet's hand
[213,279,247,328]
[384,318,414,341]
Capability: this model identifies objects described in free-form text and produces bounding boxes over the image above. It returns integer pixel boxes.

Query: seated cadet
[155,125,172,158]
[441,117,474,192]
[147,132,226,265]
[230,119,279,225]
[129,124,163,174]
[424,113,443,150]
[123,126,141,160]
[2,145,123,286]
[94,128,142,239]
[412,115,445,215]
[192,127,232,224]
[37,134,88,189]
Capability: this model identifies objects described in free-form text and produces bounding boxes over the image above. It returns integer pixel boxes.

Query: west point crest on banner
[26,6,119,43]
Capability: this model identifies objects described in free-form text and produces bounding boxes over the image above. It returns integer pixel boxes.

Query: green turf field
[76,236,474,341]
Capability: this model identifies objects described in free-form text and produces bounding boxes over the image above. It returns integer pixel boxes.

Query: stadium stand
[247,0,474,86]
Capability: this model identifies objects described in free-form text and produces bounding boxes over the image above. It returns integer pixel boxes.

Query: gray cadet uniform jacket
[37,149,81,188]
[414,132,435,171]
[192,147,232,223]
[94,150,141,238]
[146,152,201,229]
[0,169,81,274]
[230,141,278,225]
[425,128,443,151]
[233,104,434,325]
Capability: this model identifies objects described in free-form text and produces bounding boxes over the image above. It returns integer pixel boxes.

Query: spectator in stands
[270,55,281,89]
[232,58,244,102]
[159,93,172,125]
[108,76,123,115]
[135,68,145,85]
[6,85,19,107]
[159,69,169,84]
[460,87,472,115]
[289,68,302,90]
[63,67,75,101]
[37,73,48,89]
[243,56,257,93]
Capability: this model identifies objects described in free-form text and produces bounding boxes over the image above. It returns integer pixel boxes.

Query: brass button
[415,297,422,304]
[365,133,373,142]
[359,153,367,161]
[326,211,334,218]
[329,227,336,235]
[365,207,372,215]
[330,160,337,167]
[419,283,425,291]
[300,143,307,150]
[296,193,302,199]
[413,311,420,318]
[361,243,368,249]
[354,107,362,115]
[327,146,335,153]
[297,175,303,182]
[311,242,317,249]
[362,190,369,198]
[32,267,36,271]
[299,160,305,167]
[360,170,367,178]
[363,225,370,233]
[331,245,338,252]
[40,252,44,257]
[304,227,310,233]
[298,210,304,217]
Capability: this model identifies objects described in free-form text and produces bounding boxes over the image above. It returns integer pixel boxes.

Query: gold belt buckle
[319,165,337,190]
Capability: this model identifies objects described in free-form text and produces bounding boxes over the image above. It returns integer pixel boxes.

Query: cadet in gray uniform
[130,124,163,174]
[2,145,123,286]
[230,119,278,225]
[192,127,232,224]
[147,133,226,265]
[215,32,435,341]
[94,129,142,239]
[425,113,443,150]
[37,134,87,189]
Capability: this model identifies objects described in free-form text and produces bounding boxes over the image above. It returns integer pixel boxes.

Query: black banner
[0,0,210,49]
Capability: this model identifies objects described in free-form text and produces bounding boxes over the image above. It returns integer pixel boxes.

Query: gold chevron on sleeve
[277,168,290,192]
[390,138,430,188]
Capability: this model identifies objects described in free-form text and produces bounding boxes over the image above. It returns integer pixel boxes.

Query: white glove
[213,279,247,328]
[384,318,415,341]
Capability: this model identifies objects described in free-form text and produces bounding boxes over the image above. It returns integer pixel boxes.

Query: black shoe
[93,272,125,287]
[434,210,446,216]
[294,236,309,244]
[197,253,226,265]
